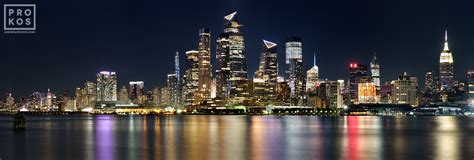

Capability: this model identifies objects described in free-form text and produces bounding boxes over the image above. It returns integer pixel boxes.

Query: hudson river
[0,115,473,160]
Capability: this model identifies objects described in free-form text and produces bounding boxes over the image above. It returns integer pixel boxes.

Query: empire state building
[439,30,454,92]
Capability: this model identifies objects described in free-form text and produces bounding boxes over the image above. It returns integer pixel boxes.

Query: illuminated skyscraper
[285,36,305,105]
[96,71,117,102]
[175,51,180,83]
[6,93,15,110]
[167,74,179,107]
[223,12,248,101]
[129,81,144,103]
[439,30,454,92]
[370,53,380,91]
[349,63,369,103]
[254,40,278,101]
[184,50,200,106]
[216,32,231,99]
[197,28,212,101]
[306,53,319,93]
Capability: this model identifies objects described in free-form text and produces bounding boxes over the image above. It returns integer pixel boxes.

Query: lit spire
[443,29,449,51]
[224,12,237,21]
[313,52,316,66]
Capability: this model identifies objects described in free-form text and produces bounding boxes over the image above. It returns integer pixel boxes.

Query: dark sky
[2,0,474,97]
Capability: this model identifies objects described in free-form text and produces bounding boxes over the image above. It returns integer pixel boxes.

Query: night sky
[2,0,474,97]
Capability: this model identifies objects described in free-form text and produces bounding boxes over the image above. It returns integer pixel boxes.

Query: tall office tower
[46,88,53,109]
[184,50,200,106]
[285,36,305,105]
[168,74,179,107]
[349,63,369,103]
[370,53,381,91]
[222,12,248,101]
[391,72,418,107]
[129,81,144,103]
[197,28,212,101]
[357,76,377,103]
[118,86,129,103]
[216,33,231,99]
[96,71,117,102]
[467,70,474,104]
[425,71,435,93]
[175,51,180,83]
[253,40,278,101]
[84,81,96,107]
[75,88,83,109]
[439,30,454,92]
[306,53,319,93]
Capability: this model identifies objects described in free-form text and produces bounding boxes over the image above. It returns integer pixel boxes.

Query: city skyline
[3,0,474,96]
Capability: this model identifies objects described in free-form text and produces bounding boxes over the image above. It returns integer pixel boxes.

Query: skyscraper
[216,32,231,99]
[370,53,380,91]
[96,71,117,102]
[439,30,454,92]
[223,12,248,101]
[253,40,278,101]
[174,51,182,105]
[167,74,179,107]
[197,28,212,101]
[425,71,434,93]
[118,86,129,103]
[467,70,474,104]
[129,81,144,103]
[184,50,200,106]
[357,76,377,103]
[349,63,369,103]
[285,36,305,105]
[306,53,319,93]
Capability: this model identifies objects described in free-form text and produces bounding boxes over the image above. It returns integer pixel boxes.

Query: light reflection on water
[0,115,473,160]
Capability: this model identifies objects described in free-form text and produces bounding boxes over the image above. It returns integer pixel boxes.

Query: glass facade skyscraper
[285,36,305,105]
[197,28,212,102]
[96,71,117,102]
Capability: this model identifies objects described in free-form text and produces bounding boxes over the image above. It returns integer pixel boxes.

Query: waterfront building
[197,28,212,102]
[285,36,305,105]
[184,50,200,106]
[306,53,319,93]
[391,72,418,107]
[349,63,369,103]
[160,87,170,106]
[357,76,377,103]
[118,86,129,103]
[129,81,144,103]
[439,30,454,92]
[253,40,278,101]
[307,80,342,108]
[467,70,474,105]
[168,74,179,107]
[96,71,117,102]
[370,53,380,91]
[216,32,231,99]
[223,12,248,102]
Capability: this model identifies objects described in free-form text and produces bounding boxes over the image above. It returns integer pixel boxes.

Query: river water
[0,115,473,160]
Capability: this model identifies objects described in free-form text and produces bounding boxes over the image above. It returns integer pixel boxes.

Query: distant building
[306,53,319,93]
[184,50,200,106]
[380,82,393,104]
[118,86,129,103]
[160,87,170,106]
[391,72,418,107]
[168,74,179,107]
[6,93,14,110]
[285,36,305,105]
[467,70,474,105]
[96,71,117,102]
[370,53,380,91]
[129,81,144,104]
[253,40,278,102]
[425,71,435,93]
[308,80,343,108]
[357,76,377,103]
[439,30,454,92]
[349,63,369,103]
[197,28,212,102]
[223,12,248,102]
